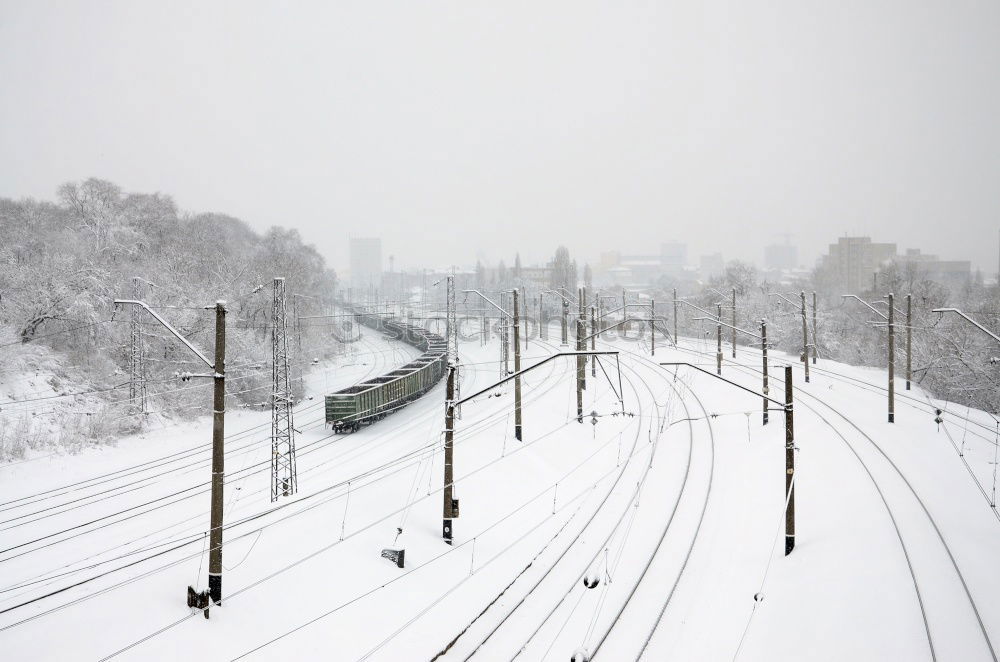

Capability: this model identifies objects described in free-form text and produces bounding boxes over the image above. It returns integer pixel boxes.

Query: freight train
[325,311,447,432]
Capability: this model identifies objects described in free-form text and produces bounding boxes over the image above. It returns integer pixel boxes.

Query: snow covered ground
[1,322,998,661]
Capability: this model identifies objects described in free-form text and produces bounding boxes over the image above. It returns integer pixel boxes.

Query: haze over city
[2,1,998,273]
[3,3,1000,661]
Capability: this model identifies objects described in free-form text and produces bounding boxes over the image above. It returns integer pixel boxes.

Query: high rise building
[822,237,896,293]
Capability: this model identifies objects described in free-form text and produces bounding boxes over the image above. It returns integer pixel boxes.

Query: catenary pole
[811,291,818,364]
[800,291,810,383]
[576,319,584,423]
[442,366,457,543]
[716,303,723,375]
[591,306,597,377]
[208,301,227,604]
[731,288,737,358]
[762,319,769,426]
[672,288,678,345]
[906,293,912,390]
[888,292,895,423]
[561,298,568,346]
[651,298,656,356]
[785,364,795,555]
[513,289,523,441]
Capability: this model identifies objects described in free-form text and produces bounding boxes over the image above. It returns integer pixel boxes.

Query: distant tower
[128,277,147,414]
[271,277,297,501]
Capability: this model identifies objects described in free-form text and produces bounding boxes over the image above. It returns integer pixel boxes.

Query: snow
[1,323,998,661]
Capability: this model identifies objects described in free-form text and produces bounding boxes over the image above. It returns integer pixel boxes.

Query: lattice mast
[271,277,298,501]
[446,274,458,367]
[128,277,147,414]
[446,274,461,416]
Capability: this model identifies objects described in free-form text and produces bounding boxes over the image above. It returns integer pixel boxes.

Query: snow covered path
[1,325,998,661]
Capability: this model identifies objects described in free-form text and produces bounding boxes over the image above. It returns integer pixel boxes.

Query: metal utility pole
[672,288,678,345]
[591,306,596,377]
[513,289,523,441]
[442,366,457,544]
[576,319,585,423]
[579,288,586,376]
[522,292,528,350]
[888,292,895,423]
[207,302,227,604]
[446,275,458,367]
[716,303,723,375]
[561,298,569,346]
[762,319,769,425]
[114,297,227,608]
[271,278,297,501]
[501,292,510,376]
[446,275,460,415]
[660,360,794,554]
[128,277,148,415]
[811,292,818,364]
[731,288,737,358]
[650,298,656,356]
[906,294,912,390]
[538,295,546,341]
[784,364,795,556]
[800,291,810,383]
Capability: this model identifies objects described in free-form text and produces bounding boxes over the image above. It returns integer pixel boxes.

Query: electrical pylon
[128,277,147,414]
[446,274,461,417]
[271,277,298,501]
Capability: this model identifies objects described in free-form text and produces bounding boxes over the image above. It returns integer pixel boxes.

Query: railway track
[0,332,577,647]
[432,336,716,661]
[426,341,652,660]
[588,347,716,662]
[668,338,998,661]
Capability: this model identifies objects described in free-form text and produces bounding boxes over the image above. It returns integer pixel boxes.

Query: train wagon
[326,310,447,432]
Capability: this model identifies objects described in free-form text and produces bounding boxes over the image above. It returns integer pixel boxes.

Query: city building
[894,249,971,287]
[593,243,689,285]
[519,265,554,289]
[821,237,897,293]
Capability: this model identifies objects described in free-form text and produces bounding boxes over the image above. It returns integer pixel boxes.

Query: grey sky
[2,1,998,274]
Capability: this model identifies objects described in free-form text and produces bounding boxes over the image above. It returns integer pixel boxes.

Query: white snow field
[1,322,998,661]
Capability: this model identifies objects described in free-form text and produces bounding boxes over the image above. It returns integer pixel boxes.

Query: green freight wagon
[326,311,447,433]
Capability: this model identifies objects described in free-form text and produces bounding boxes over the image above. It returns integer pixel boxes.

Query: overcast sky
[1,1,998,274]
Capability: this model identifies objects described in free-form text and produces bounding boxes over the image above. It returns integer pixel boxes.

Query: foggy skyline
[2,1,998,274]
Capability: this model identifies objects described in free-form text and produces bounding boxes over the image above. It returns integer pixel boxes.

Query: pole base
[515,425,522,441]
[784,536,795,556]
[442,519,453,545]
[208,573,221,606]
[888,413,894,423]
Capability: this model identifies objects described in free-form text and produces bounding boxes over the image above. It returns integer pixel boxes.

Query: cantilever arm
[932,308,1000,344]
[456,351,619,406]
[673,298,718,319]
[660,361,788,408]
[462,289,513,319]
[691,317,762,340]
[114,299,214,369]
[841,294,888,320]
